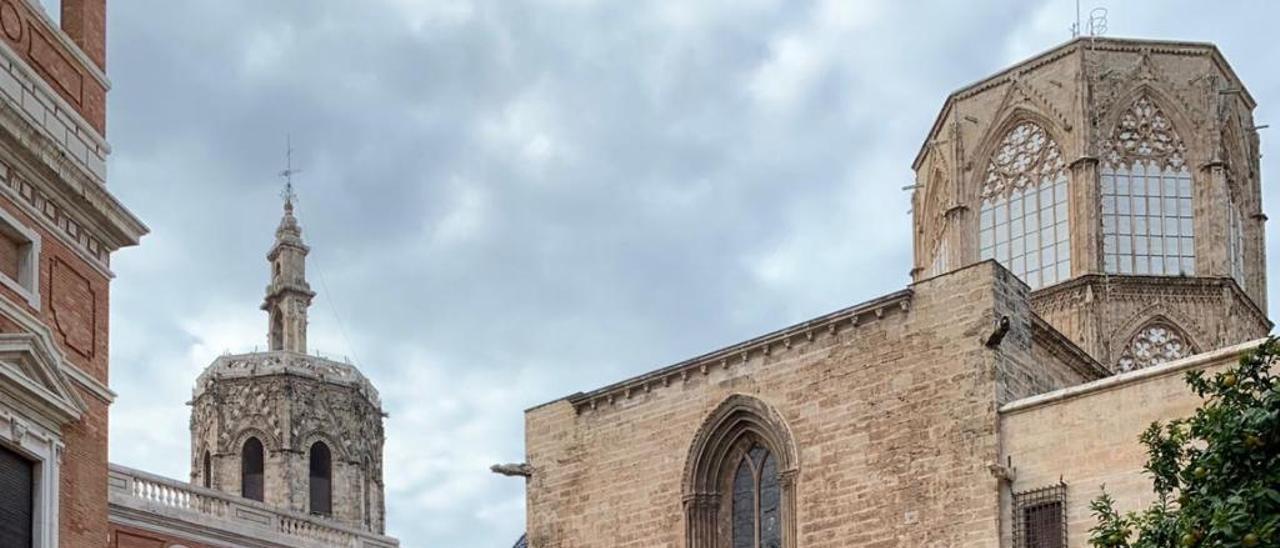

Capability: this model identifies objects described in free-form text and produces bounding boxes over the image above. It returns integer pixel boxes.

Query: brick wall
[0,0,107,132]
[525,262,1045,547]
[109,523,211,548]
[0,190,113,546]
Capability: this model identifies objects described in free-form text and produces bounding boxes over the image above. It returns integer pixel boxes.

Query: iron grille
[1013,482,1067,548]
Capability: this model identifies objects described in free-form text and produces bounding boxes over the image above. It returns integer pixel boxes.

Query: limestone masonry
[521,37,1271,548]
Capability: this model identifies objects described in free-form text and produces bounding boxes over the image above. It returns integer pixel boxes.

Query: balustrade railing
[108,464,397,547]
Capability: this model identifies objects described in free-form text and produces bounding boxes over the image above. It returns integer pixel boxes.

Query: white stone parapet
[108,463,399,548]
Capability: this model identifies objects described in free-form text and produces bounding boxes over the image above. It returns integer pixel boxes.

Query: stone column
[1069,156,1100,276]
[780,469,799,548]
[683,492,718,548]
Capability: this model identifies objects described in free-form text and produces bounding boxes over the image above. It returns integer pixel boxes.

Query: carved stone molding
[1101,94,1187,170]
[1116,321,1195,372]
[682,394,798,548]
[981,121,1067,200]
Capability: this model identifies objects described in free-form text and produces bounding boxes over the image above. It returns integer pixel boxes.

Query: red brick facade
[0,0,107,131]
[109,524,211,548]
[0,1,145,547]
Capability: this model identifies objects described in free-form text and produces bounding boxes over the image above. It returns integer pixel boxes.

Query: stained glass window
[1101,95,1194,275]
[731,445,782,548]
[1116,322,1192,372]
[979,122,1071,289]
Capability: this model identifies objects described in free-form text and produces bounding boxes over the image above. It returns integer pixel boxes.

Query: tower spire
[262,137,315,353]
[280,134,301,212]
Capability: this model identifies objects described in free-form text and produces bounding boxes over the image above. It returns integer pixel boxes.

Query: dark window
[1014,483,1067,548]
[202,451,212,488]
[270,312,283,351]
[309,441,332,515]
[241,437,264,501]
[0,444,34,547]
[731,445,782,548]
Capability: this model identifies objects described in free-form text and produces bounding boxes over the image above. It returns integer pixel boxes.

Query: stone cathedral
[517,37,1271,547]
[186,196,390,535]
[105,192,398,546]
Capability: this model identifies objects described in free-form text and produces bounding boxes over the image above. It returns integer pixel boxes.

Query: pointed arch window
[979,121,1070,289]
[731,444,781,548]
[241,437,264,502]
[309,441,332,516]
[1116,321,1193,372]
[270,312,283,351]
[685,395,796,548]
[1101,95,1194,276]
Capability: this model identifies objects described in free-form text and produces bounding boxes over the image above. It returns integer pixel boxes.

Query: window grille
[1013,482,1067,548]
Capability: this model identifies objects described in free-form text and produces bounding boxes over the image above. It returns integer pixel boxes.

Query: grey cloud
[105,1,1280,546]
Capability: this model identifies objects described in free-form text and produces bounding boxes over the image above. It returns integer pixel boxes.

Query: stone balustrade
[108,464,398,547]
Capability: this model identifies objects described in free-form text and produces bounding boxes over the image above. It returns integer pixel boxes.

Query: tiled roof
[513,533,528,548]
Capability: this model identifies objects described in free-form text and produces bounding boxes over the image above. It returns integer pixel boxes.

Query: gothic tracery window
[685,395,795,548]
[241,437,264,502]
[979,121,1071,289]
[1101,95,1195,276]
[1116,322,1192,372]
[731,444,781,548]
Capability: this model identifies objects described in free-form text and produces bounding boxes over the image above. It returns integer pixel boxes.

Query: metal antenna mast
[279,134,302,207]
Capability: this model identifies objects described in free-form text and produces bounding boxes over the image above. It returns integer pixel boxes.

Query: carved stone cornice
[546,289,913,415]
[1029,314,1109,380]
[915,37,1252,171]
[192,350,383,409]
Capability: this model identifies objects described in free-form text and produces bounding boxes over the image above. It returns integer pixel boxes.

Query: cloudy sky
[102,1,1280,546]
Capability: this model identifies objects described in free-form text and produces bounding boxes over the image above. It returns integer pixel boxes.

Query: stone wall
[190,357,387,534]
[525,261,1079,547]
[1032,275,1269,371]
[999,339,1258,546]
[910,38,1267,369]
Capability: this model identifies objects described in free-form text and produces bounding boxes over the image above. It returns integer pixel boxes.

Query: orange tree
[1089,337,1279,547]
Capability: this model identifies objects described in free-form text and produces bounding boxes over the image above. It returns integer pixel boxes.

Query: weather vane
[279,134,302,208]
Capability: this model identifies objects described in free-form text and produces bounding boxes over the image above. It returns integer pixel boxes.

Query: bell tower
[911,38,1270,372]
[188,164,389,534]
[262,191,315,353]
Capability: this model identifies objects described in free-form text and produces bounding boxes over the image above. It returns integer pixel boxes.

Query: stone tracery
[1116,322,1193,372]
[1102,95,1187,170]
[982,121,1066,200]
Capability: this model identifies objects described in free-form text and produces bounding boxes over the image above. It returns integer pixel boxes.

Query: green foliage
[1089,337,1280,547]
